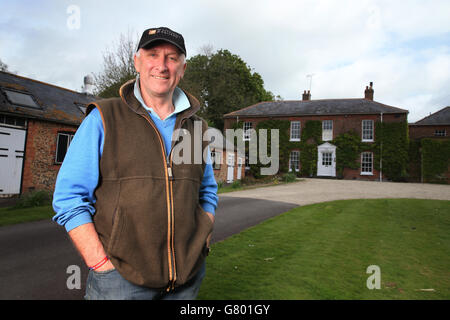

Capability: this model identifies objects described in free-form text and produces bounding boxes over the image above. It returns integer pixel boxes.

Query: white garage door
[0,127,26,195]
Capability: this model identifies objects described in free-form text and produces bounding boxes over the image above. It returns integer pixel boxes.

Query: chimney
[302,90,311,101]
[364,82,374,100]
[82,74,94,95]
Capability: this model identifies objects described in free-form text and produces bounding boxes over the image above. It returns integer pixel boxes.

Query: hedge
[421,138,450,184]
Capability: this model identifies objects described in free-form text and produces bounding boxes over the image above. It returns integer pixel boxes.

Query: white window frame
[211,150,222,170]
[289,150,300,172]
[243,122,253,141]
[0,115,27,128]
[55,132,74,164]
[322,120,333,141]
[362,120,374,142]
[434,129,446,137]
[322,152,333,166]
[361,152,373,175]
[290,121,301,141]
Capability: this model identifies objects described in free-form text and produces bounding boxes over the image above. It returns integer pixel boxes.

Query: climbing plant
[225,119,410,181]
[332,131,361,178]
[374,121,409,181]
[421,138,450,184]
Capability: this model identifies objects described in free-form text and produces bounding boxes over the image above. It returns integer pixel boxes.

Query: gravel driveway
[223,178,450,206]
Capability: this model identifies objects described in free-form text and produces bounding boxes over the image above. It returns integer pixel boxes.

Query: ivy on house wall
[421,138,450,184]
[251,119,290,178]
[332,131,362,178]
[407,139,422,182]
[374,121,409,181]
[226,118,411,181]
[297,120,321,176]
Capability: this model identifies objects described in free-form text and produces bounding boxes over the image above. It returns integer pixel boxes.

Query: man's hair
[135,48,186,64]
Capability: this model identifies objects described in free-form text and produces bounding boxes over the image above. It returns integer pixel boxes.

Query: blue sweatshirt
[52,82,218,232]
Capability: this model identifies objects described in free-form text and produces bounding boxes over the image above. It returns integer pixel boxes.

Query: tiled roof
[0,71,96,125]
[413,106,450,125]
[224,98,408,118]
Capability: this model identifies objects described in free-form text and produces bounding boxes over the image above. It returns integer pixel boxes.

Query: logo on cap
[149,29,157,35]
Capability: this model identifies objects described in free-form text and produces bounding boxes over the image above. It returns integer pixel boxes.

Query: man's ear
[134,53,140,73]
[181,61,187,78]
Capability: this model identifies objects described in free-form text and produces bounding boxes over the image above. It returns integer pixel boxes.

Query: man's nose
[155,56,168,72]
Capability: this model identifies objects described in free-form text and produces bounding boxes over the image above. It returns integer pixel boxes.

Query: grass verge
[0,205,54,227]
[198,198,450,299]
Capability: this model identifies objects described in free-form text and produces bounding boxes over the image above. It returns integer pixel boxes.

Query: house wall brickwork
[210,148,245,184]
[409,124,450,139]
[224,112,407,181]
[21,119,77,194]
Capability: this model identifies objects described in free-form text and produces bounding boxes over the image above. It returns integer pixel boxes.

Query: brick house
[205,127,245,184]
[408,106,450,183]
[0,71,95,196]
[223,83,409,181]
[409,106,450,139]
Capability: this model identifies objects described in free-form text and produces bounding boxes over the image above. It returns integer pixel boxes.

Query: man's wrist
[94,260,115,272]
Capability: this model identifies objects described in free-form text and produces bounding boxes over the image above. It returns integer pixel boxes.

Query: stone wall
[21,119,77,194]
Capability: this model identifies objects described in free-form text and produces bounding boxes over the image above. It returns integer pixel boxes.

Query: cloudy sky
[1,0,449,122]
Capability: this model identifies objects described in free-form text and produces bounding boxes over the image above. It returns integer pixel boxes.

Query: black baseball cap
[137,27,186,56]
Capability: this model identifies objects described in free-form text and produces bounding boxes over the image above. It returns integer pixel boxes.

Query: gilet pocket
[108,209,124,255]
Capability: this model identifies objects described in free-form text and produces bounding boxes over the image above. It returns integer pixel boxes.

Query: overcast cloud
[1,0,449,122]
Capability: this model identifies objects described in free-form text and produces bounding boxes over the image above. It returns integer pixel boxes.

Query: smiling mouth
[151,75,169,80]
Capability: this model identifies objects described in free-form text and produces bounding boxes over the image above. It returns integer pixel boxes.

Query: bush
[282,172,297,183]
[231,180,242,189]
[12,190,52,209]
[421,138,450,184]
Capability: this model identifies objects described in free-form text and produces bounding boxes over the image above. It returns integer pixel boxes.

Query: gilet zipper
[138,114,177,292]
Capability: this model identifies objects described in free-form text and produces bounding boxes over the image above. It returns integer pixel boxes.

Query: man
[53,27,218,300]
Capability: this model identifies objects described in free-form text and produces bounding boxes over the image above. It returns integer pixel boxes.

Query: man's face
[134,42,186,99]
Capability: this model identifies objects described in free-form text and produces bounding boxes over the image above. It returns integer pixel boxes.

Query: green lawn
[0,205,54,227]
[198,199,450,300]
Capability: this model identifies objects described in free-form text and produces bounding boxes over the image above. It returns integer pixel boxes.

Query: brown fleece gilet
[86,79,213,289]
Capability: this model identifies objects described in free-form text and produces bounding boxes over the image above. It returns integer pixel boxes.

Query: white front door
[227,153,235,183]
[0,127,26,195]
[317,143,336,177]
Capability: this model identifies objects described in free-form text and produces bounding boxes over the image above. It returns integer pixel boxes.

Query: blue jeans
[84,263,206,300]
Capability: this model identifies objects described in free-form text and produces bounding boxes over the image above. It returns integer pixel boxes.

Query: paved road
[0,195,297,300]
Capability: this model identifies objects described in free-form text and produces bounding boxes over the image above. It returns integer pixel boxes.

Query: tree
[0,59,9,72]
[179,49,276,130]
[93,31,138,98]
[93,35,277,129]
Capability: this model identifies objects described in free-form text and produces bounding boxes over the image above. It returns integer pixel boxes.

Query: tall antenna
[306,74,315,91]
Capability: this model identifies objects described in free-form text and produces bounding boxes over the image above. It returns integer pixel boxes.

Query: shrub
[282,172,297,183]
[13,190,52,209]
[231,180,242,189]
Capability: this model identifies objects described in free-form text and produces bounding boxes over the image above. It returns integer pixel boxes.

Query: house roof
[0,71,96,126]
[224,98,408,118]
[412,106,450,126]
